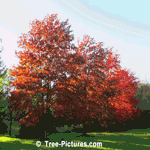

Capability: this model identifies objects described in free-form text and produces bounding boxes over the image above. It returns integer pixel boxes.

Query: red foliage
[8,14,76,127]
[8,14,142,128]
[49,34,142,127]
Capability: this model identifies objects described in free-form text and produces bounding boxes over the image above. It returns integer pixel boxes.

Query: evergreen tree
[0,37,7,78]
[0,37,9,110]
[0,37,15,123]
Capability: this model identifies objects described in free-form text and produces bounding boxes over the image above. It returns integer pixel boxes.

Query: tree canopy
[8,14,142,128]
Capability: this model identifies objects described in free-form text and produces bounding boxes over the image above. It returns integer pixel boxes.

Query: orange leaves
[7,14,142,128]
[41,34,47,40]
[70,35,141,126]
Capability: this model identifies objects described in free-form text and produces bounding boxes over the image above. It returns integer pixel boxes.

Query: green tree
[135,81,150,110]
[0,68,15,113]
[0,37,11,113]
[0,37,8,78]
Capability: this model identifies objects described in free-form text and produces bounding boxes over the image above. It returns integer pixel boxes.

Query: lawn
[1,128,150,150]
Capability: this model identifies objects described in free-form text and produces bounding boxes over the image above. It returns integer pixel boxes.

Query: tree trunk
[9,110,12,137]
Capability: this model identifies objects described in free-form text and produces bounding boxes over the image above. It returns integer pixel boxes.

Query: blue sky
[0,0,150,84]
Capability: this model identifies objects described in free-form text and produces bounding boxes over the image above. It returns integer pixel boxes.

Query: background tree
[0,37,8,78]
[0,37,8,103]
[0,37,12,114]
[0,68,10,135]
[0,67,16,137]
[0,37,16,135]
[135,81,150,110]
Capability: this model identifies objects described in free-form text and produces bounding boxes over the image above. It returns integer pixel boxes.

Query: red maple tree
[8,14,142,129]
[8,14,77,127]
[50,34,142,128]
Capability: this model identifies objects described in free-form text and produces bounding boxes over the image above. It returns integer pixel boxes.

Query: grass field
[1,127,150,150]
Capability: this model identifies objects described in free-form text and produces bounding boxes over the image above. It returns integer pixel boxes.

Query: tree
[8,14,142,139]
[0,37,13,117]
[135,82,150,110]
[0,68,9,135]
[0,37,8,78]
[8,14,77,138]
[0,37,16,136]
[50,35,142,135]
[0,67,17,136]
[0,37,8,104]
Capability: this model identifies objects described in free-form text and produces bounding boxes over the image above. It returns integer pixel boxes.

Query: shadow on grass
[1,129,150,150]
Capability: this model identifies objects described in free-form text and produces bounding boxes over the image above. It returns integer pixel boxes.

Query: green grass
[1,128,150,150]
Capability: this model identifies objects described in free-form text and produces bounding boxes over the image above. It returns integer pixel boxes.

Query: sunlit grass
[1,128,150,150]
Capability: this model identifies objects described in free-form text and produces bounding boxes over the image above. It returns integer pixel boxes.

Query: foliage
[8,14,76,127]
[0,68,14,112]
[0,68,16,125]
[51,34,142,128]
[0,37,10,111]
[0,37,8,78]
[0,39,17,127]
[8,14,142,129]
[135,82,150,110]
